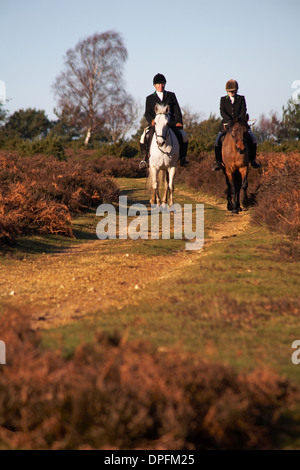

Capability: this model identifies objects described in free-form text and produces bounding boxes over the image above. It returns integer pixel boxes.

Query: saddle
[145,126,155,154]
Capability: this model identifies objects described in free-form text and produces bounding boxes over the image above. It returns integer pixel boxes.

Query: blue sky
[1,0,299,131]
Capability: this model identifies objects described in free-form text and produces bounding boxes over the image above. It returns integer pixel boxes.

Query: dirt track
[0,186,251,330]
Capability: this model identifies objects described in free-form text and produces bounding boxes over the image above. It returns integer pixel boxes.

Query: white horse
[148,104,180,207]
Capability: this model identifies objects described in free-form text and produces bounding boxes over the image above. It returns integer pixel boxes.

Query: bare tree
[254,111,288,143]
[103,89,141,142]
[52,31,128,146]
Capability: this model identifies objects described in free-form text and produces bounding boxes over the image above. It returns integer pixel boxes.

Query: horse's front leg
[167,167,176,207]
[150,167,161,206]
[240,167,249,209]
[226,171,238,213]
[161,170,169,205]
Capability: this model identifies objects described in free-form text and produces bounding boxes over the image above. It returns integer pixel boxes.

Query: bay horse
[222,117,250,214]
[148,104,180,206]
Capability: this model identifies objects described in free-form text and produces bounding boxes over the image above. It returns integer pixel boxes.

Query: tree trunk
[84,127,92,146]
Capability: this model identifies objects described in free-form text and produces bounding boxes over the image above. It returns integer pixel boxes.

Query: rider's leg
[247,130,261,168]
[139,127,154,170]
[212,132,224,171]
[179,129,189,167]
[172,128,189,167]
[139,129,147,169]
[180,142,189,166]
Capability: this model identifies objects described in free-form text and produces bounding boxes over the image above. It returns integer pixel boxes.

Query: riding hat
[153,73,166,85]
[225,79,239,91]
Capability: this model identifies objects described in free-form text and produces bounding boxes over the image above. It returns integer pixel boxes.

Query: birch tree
[103,88,141,142]
[52,31,128,145]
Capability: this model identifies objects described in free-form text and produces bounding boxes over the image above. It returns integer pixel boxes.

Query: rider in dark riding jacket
[212,79,261,171]
[139,73,189,170]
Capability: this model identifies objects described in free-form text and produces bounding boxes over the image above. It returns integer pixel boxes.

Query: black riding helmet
[153,73,166,85]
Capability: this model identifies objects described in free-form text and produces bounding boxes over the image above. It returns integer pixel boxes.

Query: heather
[0,153,120,243]
[0,308,298,450]
[177,152,300,238]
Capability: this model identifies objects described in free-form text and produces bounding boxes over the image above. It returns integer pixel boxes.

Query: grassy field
[38,177,299,383]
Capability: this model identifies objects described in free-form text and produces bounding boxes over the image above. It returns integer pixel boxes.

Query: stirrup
[139,160,147,170]
[212,161,222,171]
[180,158,189,167]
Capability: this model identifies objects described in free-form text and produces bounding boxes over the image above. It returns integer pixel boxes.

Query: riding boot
[212,145,222,171]
[248,141,261,169]
[179,142,189,167]
[138,142,148,170]
[250,144,261,168]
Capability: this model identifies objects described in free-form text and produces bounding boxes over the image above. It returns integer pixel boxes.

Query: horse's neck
[165,127,172,145]
[160,128,174,153]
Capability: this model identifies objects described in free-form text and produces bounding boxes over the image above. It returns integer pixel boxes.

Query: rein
[229,129,247,154]
[155,115,173,157]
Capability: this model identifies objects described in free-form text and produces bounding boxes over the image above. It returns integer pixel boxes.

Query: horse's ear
[154,104,159,114]
[165,105,170,114]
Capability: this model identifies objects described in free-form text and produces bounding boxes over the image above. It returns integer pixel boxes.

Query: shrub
[258,140,300,154]
[65,150,144,178]
[251,152,300,237]
[0,154,120,243]
[178,152,300,238]
[16,134,66,161]
[0,307,298,450]
[84,155,143,178]
[96,142,138,159]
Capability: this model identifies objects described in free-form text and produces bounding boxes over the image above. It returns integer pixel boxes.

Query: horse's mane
[226,116,248,132]
[236,116,248,125]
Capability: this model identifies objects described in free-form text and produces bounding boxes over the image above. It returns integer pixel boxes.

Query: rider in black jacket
[139,73,189,169]
[212,79,261,171]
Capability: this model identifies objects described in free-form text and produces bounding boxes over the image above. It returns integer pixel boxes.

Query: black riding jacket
[219,94,247,132]
[145,91,183,128]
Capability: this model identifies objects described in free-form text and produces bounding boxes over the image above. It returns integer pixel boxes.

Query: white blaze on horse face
[231,123,247,153]
[155,113,169,146]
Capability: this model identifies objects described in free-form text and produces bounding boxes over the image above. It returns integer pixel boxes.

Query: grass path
[0,178,236,329]
[1,177,299,384]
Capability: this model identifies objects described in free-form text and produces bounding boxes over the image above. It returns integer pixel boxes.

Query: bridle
[229,127,247,154]
[154,113,173,156]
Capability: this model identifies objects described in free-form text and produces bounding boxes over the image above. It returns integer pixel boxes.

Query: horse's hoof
[231,209,239,214]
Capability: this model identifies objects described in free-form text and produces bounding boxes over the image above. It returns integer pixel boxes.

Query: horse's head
[230,118,248,154]
[154,104,170,146]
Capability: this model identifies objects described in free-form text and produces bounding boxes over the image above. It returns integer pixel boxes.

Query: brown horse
[221,117,250,214]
